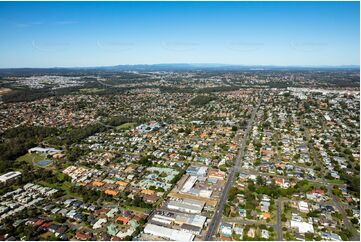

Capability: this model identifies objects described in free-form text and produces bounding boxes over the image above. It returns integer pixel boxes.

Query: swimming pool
[37,159,53,167]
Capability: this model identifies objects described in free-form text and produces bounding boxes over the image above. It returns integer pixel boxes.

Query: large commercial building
[167,198,205,214]
[174,214,206,235]
[180,175,213,198]
[143,223,194,241]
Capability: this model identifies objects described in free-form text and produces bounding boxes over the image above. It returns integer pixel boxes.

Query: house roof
[76,231,92,240]
[92,181,105,187]
[116,181,128,187]
[105,189,118,196]
[117,216,129,224]
[261,212,271,219]
[141,189,155,195]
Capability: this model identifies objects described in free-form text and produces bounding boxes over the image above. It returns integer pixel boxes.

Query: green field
[124,205,150,214]
[117,122,136,130]
[38,179,81,198]
[78,88,103,94]
[16,152,56,169]
[326,179,346,185]
[16,153,47,164]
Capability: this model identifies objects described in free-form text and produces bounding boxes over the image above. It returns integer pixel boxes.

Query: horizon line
[0,63,360,70]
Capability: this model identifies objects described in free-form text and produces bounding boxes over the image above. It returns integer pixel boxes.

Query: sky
[0,1,359,68]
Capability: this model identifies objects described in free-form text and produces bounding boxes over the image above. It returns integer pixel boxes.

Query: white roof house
[290,220,314,234]
[0,171,21,183]
[262,230,270,239]
[28,147,61,155]
[321,232,342,241]
[298,201,309,213]
[93,218,107,229]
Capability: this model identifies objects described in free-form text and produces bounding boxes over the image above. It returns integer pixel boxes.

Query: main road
[276,199,283,241]
[204,90,264,241]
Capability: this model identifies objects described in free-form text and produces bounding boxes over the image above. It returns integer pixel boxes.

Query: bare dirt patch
[0,87,12,95]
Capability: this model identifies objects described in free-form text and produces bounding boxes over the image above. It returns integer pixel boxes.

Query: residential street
[276,199,283,241]
[304,126,360,241]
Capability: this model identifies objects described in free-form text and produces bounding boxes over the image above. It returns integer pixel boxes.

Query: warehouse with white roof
[144,223,194,241]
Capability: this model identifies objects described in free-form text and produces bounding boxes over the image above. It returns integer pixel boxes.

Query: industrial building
[180,175,213,198]
[174,214,206,235]
[167,198,205,214]
[143,223,194,241]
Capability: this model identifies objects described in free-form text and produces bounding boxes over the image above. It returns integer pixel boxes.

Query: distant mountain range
[0,63,359,75]
[99,63,360,71]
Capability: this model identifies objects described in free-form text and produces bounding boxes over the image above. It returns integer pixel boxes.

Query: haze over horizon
[1,63,360,70]
[0,1,359,68]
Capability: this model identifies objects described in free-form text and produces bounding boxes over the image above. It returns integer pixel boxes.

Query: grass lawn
[16,153,48,165]
[326,179,345,185]
[39,231,55,240]
[124,205,149,214]
[38,179,81,198]
[270,210,277,224]
[56,172,67,181]
[284,205,293,219]
[17,152,55,169]
[117,122,136,130]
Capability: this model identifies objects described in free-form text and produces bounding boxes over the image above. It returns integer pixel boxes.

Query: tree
[189,95,216,106]
[138,156,152,166]
[351,218,359,225]
[228,187,240,201]
[305,233,314,240]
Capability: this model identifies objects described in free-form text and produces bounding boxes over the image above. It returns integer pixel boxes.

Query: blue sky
[0,1,359,68]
